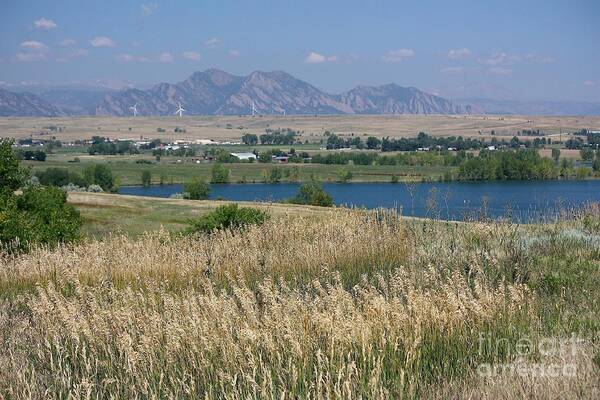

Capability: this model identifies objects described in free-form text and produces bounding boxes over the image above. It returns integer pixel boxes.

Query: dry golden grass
[0,207,598,398]
[1,114,597,143]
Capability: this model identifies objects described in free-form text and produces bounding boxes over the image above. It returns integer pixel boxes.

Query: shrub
[210,163,230,183]
[83,164,116,192]
[183,178,210,200]
[0,186,81,252]
[36,168,88,188]
[87,184,104,193]
[337,169,353,183]
[141,170,152,187]
[185,204,268,234]
[289,181,333,207]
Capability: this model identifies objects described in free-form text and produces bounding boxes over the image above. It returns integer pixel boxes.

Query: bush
[0,186,81,252]
[289,181,333,207]
[210,163,230,183]
[83,164,116,192]
[183,178,210,200]
[141,170,152,187]
[87,184,104,193]
[185,204,268,234]
[36,168,88,188]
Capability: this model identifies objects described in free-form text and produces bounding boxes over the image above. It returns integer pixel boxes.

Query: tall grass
[0,207,598,398]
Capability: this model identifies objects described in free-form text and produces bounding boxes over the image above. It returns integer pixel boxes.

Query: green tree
[580,148,595,162]
[241,133,258,146]
[337,169,353,183]
[551,148,561,163]
[183,178,210,200]
[83,164,116,192]
[263,168,282,183]
[289,181,333,207]
[0,139,29,196]
[141,170,152,187]
[0,187,82,252]
[211,163,230,183]
[366,136,381,149]
[36,168,87,188]
[258,152,272,163]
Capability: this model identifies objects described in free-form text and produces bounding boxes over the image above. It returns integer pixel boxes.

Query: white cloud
[305,52,326,64]
[447,48,470,59]
[304,51,338,64]
[20,40,48,51]
[17,41,48,62]
[90,36,116,48]
[523,54,555,64]
[584,80,596,87]
[182,51,201,61]
[157,52,174,63]
[480,52,522,66]
[441,66,465,74]
[382,49,415,63]
[34,17,57,29]
[141,3,158,17]
[116,53,148,62]
[204,37,221,48]
[16,52,46,62]
[60,38,76,47]
[489,66,513,75]
[228,49,240,57]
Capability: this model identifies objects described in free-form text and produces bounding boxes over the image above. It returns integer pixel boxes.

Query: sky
[1,0,599,101]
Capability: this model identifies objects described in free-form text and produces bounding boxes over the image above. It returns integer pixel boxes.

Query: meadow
[0,197,598,398]
[2,114,598,143]
[25,152,451,185]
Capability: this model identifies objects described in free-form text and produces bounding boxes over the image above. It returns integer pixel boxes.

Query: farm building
[230,152,257,161]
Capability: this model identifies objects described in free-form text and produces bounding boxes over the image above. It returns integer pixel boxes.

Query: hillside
[0,88,64,117]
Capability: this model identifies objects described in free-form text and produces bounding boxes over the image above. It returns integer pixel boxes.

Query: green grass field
[25,151,451,185]
[68,192,337,238]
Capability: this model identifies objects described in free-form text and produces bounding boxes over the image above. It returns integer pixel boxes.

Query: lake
[118,181,600,221]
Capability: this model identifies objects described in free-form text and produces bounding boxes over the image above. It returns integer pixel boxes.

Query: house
[273,156,289,163]
[230,152,257,161]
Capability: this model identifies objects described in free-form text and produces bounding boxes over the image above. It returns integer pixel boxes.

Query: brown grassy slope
[2,114,597,142]
[68,192,335,238]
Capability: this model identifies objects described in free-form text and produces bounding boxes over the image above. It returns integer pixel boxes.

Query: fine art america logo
[476,333,584,378]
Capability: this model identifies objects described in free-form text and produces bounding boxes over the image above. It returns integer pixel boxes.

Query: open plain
[2,114,599,143]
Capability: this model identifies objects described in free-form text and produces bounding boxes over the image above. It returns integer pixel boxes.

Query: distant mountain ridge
[94,68,467,116]
[0,88,64,117]
[2,69,600,116]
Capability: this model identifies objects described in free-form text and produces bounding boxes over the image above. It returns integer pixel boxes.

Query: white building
[230,152,257,161]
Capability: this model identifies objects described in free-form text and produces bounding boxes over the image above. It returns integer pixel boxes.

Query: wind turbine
[282,109,286,116]
[129,104,138,117]
[251,100,257,117]
[175,102,185,117]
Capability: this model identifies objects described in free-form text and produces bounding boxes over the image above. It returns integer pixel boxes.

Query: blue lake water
[118,181,600,221]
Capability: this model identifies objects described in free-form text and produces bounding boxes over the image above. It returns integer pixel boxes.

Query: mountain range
[2,69,467,117]
[1,69,599,117]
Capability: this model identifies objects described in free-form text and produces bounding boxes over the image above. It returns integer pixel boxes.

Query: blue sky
[1,0,599,101]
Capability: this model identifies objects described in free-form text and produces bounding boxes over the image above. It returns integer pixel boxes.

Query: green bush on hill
[185,203,268,234]
[0,139,81,253]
